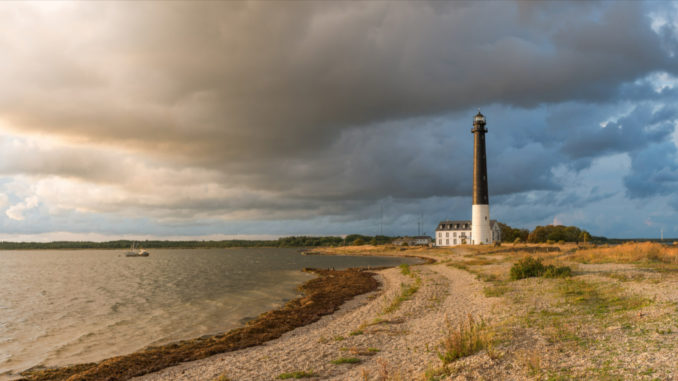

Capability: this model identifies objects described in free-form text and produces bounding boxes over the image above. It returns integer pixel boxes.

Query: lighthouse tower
[471,111,491,245]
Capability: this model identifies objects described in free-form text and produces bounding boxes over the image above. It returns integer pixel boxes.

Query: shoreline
[19,268,380,381]
[135,247,497,380]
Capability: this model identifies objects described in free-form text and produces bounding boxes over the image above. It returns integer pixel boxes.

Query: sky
[0,1,677,241]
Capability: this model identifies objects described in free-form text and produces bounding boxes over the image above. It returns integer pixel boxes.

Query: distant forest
[0,234,395,250]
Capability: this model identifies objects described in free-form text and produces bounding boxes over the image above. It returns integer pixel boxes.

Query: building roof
[436,220,500,231]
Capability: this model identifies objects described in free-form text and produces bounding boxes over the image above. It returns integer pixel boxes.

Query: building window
[446,232,449,237]
[453,232,457,237]
[438,232,442,238]
[446,239,449,245]
[454,239,457,245]
[438,239,441,245]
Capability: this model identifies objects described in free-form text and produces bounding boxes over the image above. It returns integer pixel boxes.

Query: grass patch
[278,371,315,379]
[383,280,421,313]
[483,283,509,297]
[349,329,363,336]
[557,279,653,316]
[399,263,411,275]
[438,314,490,364]
[383,269,422,314]
[564,242,678,264]
[447,262,469,271]
[330,357,361,365]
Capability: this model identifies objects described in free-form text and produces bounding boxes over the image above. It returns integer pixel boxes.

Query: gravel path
[134,262,499,380]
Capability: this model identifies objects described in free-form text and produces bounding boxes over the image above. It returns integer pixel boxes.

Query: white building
[392,236,432,246]
[435,220,501,247]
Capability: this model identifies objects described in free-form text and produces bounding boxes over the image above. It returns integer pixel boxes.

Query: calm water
[0,248,418,379]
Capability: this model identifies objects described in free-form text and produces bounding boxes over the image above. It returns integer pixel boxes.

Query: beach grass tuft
[331,357,362,365]
[438,314,490,364]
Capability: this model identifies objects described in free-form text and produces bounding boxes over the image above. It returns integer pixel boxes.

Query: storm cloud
[0,1,677,238]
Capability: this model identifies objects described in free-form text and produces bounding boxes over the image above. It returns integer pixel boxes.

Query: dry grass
[563,242,678,264]
[438,314,491,364]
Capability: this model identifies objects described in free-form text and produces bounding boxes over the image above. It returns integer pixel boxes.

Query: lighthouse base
[471,204,492,245]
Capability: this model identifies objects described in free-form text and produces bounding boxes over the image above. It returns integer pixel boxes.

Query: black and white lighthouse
[434,111,500,247]
[471,111,491,244]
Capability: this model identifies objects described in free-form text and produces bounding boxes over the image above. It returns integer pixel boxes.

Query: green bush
[510,257,546,280]
[510,257,572,280]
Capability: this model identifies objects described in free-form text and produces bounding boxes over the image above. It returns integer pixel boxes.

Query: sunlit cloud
[6,196,39,221]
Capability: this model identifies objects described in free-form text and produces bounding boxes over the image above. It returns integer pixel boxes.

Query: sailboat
[125,242,150,257]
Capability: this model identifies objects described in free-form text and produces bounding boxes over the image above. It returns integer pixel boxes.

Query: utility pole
[380,204,383,236]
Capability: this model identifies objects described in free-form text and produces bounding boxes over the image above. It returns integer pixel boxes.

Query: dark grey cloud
[624,141,678,198]
[560,104,676,159]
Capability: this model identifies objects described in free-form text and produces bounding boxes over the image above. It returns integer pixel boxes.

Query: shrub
[510,257,546,280]
[543,264,572,278]
[510,257,572,280]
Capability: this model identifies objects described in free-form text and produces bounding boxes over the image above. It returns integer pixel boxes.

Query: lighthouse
[434,111,500,247]
[471,111,491,244]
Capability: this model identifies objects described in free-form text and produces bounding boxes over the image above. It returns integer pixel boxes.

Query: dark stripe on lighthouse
[472,112,489,205]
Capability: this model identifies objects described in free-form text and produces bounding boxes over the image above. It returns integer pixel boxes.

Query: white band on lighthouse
[471,204,491,245]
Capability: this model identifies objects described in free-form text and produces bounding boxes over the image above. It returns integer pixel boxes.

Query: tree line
[499,223,593,243]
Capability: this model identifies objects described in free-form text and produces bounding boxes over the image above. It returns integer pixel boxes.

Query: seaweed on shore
[20,268,378,381]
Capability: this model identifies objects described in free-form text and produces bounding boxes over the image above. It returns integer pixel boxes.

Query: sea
[0,248,419,380]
